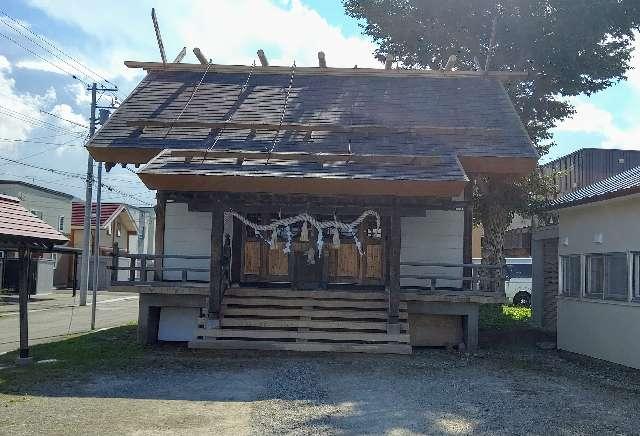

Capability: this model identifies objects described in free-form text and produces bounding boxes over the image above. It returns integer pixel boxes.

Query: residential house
[70,202,138,253]
[543,166,640,369]
[84,59,537,354]
[0,180,74,291]
[531,148,640,332]
[472,148,640,259]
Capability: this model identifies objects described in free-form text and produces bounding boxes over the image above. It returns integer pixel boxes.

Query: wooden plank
[209,206,224,317]
[243,241,261,276]
[123,60,530,81]
[154,193,166,281]
[196,328,410,343]
[220,318,406,331]
[128,119,500,137]
[188,339,412,354]
[336,244,359,278]
[151,148,443,168]
[223,296,408,310]
[365,244,383,279]
[267,245,288,276]
[224,287,387,300]
[387,207,401,324]
[221,307,408,320]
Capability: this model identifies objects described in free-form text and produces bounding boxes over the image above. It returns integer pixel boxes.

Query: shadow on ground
[1,325,640,435]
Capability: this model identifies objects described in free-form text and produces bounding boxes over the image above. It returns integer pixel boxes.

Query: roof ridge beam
[126,120,501,136]
[123,61,532,81]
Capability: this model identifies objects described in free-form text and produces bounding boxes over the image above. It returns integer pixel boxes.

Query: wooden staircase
[189,287,411,354]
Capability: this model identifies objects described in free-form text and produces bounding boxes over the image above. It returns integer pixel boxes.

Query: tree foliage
[344,0,640,150]
[344,0,640,266]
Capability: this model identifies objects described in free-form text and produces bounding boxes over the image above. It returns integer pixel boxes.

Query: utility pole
[90,161,102,329]
[79,83,97,306]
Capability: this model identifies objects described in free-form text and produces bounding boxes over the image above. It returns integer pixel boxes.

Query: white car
[473,257,532,306]
[504,257,532,306]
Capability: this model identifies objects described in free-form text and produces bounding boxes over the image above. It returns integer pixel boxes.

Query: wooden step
[223,296,408,310]
[196,328,410,343]
[188,339,412,354]
[221,307,408,320]
[219,318,408,331]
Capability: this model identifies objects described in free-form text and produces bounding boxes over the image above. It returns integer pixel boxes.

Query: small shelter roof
[0,194,68,249]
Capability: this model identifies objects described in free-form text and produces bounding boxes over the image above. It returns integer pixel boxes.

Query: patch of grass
[479,304,532,330]
[0,324,143,393]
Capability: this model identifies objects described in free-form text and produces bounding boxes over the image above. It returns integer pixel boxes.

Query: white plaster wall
[163,202,212,281]
[556,194,640,369]
[400,210,464,288]
[558,194,640,256]
[557,297,640,370]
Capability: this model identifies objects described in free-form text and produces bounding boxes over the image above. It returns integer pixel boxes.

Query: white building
[550,166,640,369]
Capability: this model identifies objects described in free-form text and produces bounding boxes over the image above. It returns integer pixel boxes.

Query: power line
[0,137,83,146]
[0,29,90,86]
[0,106,87,136]
[0,10,121,100]
[0,10,117,87]
[0,155,153,206]
[39,110,89,129]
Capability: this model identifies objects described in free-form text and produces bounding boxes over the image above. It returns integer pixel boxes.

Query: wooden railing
[400,261,504,293]
[108,251,211,285]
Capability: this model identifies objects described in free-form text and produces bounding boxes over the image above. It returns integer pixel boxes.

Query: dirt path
[2,347,639,435]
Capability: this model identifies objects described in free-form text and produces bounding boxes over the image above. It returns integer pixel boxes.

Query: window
[106,223,112,236]
[586,253,628,301]
[561,255,581,297]
[30,210,43,219]
[585,254,604,298]
[116,223,121,237]
[507,263,532,279]
[632,253,640,300]
[604,252,628,300]
[58,215,65,232]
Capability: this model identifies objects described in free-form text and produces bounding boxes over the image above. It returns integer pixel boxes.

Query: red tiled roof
[0,194,68,243]
[71,202,123,228]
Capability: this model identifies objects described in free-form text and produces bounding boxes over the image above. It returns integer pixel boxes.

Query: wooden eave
[124,60,532,81]
[138,171,467,198]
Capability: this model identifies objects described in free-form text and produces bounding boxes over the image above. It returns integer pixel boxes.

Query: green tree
[344,0,640,269]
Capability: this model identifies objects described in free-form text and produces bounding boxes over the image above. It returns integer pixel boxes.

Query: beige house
[70,202,138,253]
[550,166,640,369]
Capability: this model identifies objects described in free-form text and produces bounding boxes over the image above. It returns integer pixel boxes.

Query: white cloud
[554,97,640,150]
[66,82,92,105]
[28,0,379,72]
[0,56,56,149]
[14,59,66,75]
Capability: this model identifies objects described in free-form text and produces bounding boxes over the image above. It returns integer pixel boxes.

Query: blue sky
[0,0,639,205]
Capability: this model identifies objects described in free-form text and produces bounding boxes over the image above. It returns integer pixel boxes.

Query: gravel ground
[1,346,639,435]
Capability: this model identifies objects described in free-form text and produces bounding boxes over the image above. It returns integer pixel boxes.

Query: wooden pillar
[463,183,473,289]
[72,252,78,297]
[18,248,32,361]
[154,192,166,281]
[208,202,224,323]
[387,207,401,333]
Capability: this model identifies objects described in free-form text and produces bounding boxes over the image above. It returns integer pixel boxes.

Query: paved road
[0,291,138,354]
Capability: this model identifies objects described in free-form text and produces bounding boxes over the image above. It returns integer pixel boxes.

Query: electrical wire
[0,29,90,86]
[0,9,121,100]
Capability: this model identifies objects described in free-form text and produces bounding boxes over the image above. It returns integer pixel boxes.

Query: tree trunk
[475,177,514,293]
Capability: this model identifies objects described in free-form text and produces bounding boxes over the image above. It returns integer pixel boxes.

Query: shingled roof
[87,62,537,196]
[0,194,68,249]
[550,165,640,209]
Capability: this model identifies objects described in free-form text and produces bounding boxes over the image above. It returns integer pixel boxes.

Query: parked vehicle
[473,257,532,306]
